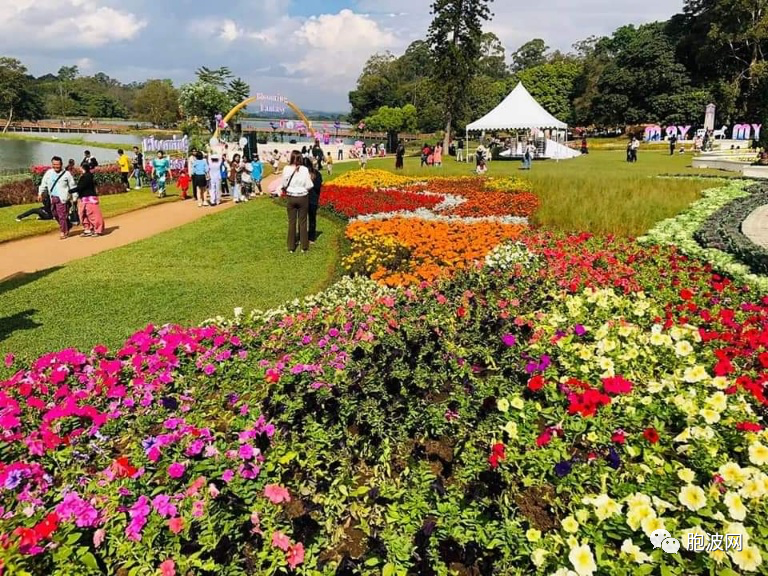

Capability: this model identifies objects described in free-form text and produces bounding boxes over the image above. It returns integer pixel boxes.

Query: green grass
[0,198,345,360]
[329,150,729,236]
[0,187,181,244]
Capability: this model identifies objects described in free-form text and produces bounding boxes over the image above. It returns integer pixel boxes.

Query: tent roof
[466,82,567,131]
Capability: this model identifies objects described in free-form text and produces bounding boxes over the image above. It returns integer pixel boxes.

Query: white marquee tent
[465,82,578,160]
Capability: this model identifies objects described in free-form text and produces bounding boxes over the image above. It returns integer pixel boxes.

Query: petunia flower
[167,463,186,479]
[286,542,305,569]
[271,531,291,551]
[264,484,291,504]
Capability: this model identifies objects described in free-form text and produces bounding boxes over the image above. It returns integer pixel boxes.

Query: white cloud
[219,20,242,42]
[0,0,146,48]
[76,57,93,71]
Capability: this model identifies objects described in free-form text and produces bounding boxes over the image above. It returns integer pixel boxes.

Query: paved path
[0,176,277,283]
[742,205,768,250]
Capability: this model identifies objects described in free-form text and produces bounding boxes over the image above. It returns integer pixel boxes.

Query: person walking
[38,156,77,239]
[117,149,132,192]
[433,142,443,167]
[80,150,98,170]
[72,162,105,237]
[282,150,313,253]
[192,151,209,207]
[325,151,334,175]
[208,154,223,206]
[669,133,677,156]
[456,139,464,162]
[304,158,323,243]
[151,150,171,197]
[630,137,639,162]
[395,139,405,169]
[229,154,243,203]
[251,154,264,195]
[132,146,144,188]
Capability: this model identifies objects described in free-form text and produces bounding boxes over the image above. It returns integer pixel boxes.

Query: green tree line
[351,0,768,135]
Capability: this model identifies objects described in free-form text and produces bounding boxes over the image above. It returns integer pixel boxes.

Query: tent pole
[465,126,468,163]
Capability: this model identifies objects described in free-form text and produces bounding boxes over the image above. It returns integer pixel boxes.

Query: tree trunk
[443,115,452,154]
[3,106,13,133]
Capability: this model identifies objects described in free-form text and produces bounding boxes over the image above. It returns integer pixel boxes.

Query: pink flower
[4,353,14,368]
[264,484,291,504]
[239,444,254,460]
[192,500,205,518]
[93,528,105,547]
[208,483,220,498]
[286,542,305,569]
[159,559,176,576]
[168,517,184,534]
[167,463,185,479]
[250,511,262,534]
[221,469,234,483]
[271,531,291,551]
[203,364,216,375]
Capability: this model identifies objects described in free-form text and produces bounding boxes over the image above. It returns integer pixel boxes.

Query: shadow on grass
[0,309,41,343]
[0,266,63,295]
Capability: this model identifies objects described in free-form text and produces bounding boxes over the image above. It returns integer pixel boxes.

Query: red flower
[536,430,553,447]
[680,288,694,301]
[113,456,138,479]
[643,428,659,444]
[456,306,466,318]
[736,422,763,432]
[602,376,633,396]
[488,442,505,468]
[527,375,545,392]
[611,430,626,444]
[33,513,58,539]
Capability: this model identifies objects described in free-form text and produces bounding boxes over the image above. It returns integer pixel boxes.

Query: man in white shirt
[38,155,77,239]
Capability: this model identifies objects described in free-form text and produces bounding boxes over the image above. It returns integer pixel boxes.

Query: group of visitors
[420,142,444,167]
[23,155,106,239]
[117,147,171,197]
[187,149,265,207]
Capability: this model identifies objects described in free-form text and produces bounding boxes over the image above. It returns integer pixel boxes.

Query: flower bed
[344,217,525,285]
[330,168,419,189]
[5,175,768,575]
[694,183,768,275]
[319,184,444,219]
[0,165,129,207]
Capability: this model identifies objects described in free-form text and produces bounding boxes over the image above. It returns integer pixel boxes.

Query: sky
[0,0,684,112]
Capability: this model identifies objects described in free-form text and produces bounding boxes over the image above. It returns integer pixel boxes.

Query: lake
[0,140,121,171]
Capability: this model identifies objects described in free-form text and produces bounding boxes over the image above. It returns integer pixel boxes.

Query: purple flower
[167,463,186,479]
[525,361,538,374]
[301,336,312,345]
[554,460,573,477]
[186,439,205,457]
[221,469,234,483]
[501,333,516,347]
[4,470,23,490]
[539,355,551,370]
[239,444,254,460]
[328,328,340,338]
[152,494,178,518]
[573,324,586,336]
[607,447,621,470]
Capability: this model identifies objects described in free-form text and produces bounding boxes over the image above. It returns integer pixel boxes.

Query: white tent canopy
[466,82,567,131]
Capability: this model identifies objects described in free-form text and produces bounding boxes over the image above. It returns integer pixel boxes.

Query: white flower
[677,468,695,483]
[675,340,693,357]
[584,494,622,521]
[568,544,597,576]
[620,539,651,563]
[731,545,763,572]
[532,548,548,568]
[748,443,768,466]
[724,492,748,521]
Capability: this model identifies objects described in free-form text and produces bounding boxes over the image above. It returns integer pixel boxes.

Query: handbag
[281,168,297,196]
[68,203,80,225]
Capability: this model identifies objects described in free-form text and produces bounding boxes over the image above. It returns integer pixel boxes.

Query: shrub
[30,164,123,187]
[0,179,128,207]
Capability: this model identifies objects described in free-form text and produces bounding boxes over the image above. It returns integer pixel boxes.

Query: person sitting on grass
[16,192,52,222]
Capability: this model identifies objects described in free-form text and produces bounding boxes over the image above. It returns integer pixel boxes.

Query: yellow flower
[675,340,693,356]
[584,494,622,521]
[731,545,763,572]
[526,528,541,542]
[724,492,748,521]
[510,397,525,410]
[641,515,665,537]
[649,333,667,346]
[700,408,721,424]
[568,544,597,576]
[719,462,748,486]
[575,509,590,525]
[620,539,651,564]
[748,442,768,466]
[677,468,695,483]
[531,548,548,568]
[561,516,579,533]
[706,391,728,412]
[679,485,707,511]
[497,398,510,412]
[627,505,655,531]
[712,376,730,390]
[501,421,518,438]
[683,365,709,383]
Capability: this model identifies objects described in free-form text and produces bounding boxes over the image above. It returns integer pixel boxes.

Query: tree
[427,0,494,152]
[509,39,548,73]
[195,66,233,88]
[515,59,583,122]
[479,32,508,79]
[228,77,250,105]
[348,52,400,121]
[0,58,43,131]
[134,80,180,128]
[179,81,233,132]
[364,104,420,151]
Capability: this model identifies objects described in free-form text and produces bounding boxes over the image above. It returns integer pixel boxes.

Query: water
[0,140,122,171]
[10,131,143,146]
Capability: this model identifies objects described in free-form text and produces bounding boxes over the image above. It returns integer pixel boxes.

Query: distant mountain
[245,109,348,121]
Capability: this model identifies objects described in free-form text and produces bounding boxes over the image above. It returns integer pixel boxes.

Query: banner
[142,135,189,154]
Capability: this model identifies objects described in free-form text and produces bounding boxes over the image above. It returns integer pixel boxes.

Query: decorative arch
[214,96,315,140]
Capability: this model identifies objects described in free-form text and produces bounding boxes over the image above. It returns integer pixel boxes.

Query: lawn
[330,150,728,236]
[0,187,181,243]
[0,198,345,360]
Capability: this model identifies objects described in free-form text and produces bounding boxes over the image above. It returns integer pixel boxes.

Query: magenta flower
[221,469,234,483]
[167,463,186,479]
[501,333,516,347]
[239,444,254,460]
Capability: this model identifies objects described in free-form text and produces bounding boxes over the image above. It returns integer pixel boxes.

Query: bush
[30,164,124,187]
[694,182,768,274]
[0,178,128,207]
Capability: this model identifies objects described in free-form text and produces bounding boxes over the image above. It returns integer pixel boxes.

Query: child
[359,147,368,170]
[251,155,264,195]
[178,170,191,200]
[326,151,333,175]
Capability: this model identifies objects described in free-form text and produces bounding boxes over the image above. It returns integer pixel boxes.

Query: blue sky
[0,0,684,111]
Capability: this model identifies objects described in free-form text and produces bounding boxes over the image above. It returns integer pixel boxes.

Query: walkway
[0,176,277,283]
[742,205,768,250]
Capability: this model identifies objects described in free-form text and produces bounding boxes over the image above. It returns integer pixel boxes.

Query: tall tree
[427,0,493,151]
[195,66,233,88]
[134,80,179,128]
[478,32,508,79]
[348,52,400,121]
[0,58,43,131]
[509,38,549,72]
[228,77,251,105]
[179,81,233,132]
